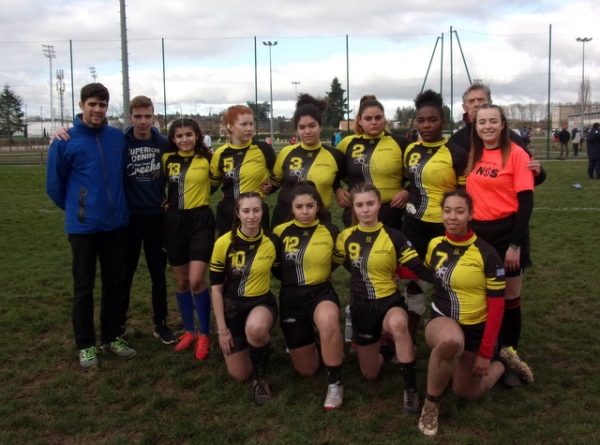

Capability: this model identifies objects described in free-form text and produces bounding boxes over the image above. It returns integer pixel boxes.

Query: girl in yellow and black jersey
[399,90,469,341]
[336,95,411,230]
[272,181,344,410]
[333,183,432,415]
[162,119,214,360]
[269,95,346,228]
[209,192,280,406]
[210,105,276,236]
[417,189,530,437]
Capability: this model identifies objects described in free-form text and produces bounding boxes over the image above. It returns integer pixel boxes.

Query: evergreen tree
[0,84,25,143]
[246,101,271,120]
[323,77,348,128]
[395,106,416,127]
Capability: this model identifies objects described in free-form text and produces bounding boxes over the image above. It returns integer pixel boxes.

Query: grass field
[1,161,599,444]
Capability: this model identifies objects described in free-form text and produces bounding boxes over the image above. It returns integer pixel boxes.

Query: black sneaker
[495,353,521,388]
[253,380,271,406]
[153,322,177,344]
[403,388,422,415]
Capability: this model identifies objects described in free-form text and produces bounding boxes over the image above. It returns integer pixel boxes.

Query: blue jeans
[68,227,127,349]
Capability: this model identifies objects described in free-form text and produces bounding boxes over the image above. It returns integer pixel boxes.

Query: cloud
[0,0,598,123]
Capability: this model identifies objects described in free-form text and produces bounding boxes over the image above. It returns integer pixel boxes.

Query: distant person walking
[571,128,580,157]
[204,131,212,152]
[587,123,600,179]
[558,126,571,158]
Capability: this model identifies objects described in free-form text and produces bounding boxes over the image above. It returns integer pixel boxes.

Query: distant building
[554,104,600,130]
[567,106,600,130]
[552,105,578,129]
[338,120,355,131]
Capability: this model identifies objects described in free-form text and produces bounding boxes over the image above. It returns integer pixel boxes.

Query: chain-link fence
[1,28,597,154]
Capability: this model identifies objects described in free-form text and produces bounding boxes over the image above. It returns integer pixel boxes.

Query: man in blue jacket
[121,96,177,344]
[46,83,136,370]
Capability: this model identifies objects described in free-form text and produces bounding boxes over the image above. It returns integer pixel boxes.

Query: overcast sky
[1,0,598,122]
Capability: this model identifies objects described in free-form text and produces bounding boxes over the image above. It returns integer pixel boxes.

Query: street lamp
[262,40,277,145]
[56,69,65,127]
[89,66,98,82]
[292,81,300,101]
[41,44,56,132]
[576,37,592,133]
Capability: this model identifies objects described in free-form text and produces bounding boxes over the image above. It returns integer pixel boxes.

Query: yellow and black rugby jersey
[270,143,346,210]
[162,151,211,209]
[425,232,505,325]
[337,132,407,203]
[210,228,280,298]
[403,138,468,223]
[333,222,428,300]
[272,219,340,287]
[209,140,276,199]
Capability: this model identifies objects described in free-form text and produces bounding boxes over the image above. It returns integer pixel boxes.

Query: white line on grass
[535,207,600,211]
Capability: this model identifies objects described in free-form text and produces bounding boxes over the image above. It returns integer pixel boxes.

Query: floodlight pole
[56,69,66,127]
[41,44,56,132]
[576,37,592,133]
[292,81,300,101]
[263,41,277,145]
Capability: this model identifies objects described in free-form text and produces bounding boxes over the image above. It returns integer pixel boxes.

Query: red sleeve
[396,265,419,280]
[477,296,504,359]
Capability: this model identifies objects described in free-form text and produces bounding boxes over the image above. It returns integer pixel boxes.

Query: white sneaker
[324,383,343,410]
[418,398,440,436]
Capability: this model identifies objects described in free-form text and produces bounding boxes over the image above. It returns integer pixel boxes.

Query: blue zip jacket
[46,115,129,234]
[124,125,168,215]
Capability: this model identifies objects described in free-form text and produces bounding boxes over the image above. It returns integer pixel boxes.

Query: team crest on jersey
[303,231,309,237]
[365,236,372,243]
[290,168,305,178]
[351,257,363,268]
[285,251,298,261]
[232,265,246,276]
[408,164,419,174]
[435,264,451,287]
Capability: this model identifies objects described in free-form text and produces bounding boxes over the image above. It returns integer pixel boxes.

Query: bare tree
[579,78,592,111]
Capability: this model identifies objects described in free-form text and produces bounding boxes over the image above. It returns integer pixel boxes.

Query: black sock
[501,297,522,349]
[426,393,441,403]
[249,344,270,381]
[398,361,417,390]
[325,364,342,385]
